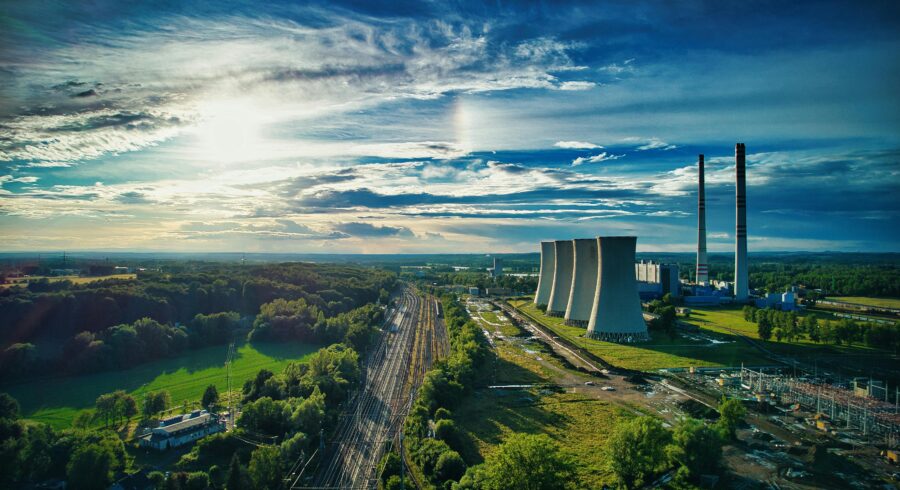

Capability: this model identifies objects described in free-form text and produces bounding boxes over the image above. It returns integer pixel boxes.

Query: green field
[829,296,900,309]
[456,335,629,488]
[510,301,770,371]
[3,341,320,428]
[1,273,137,288]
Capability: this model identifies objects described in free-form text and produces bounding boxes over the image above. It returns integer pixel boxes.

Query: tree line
[743,305,900,351]
[0,263,395,380]
[0,392,128,490]
[0,262,395,346]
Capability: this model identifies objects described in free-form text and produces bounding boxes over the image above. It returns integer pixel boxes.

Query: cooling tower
[546,240,574,317]
[534,242,555,306]
[696,154,709,286]
[734,143,749,301]
[587,236,648,342]
[564,238,598,326]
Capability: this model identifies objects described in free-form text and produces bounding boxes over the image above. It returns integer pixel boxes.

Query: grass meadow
[510,300,770,370]
[454,329,630,488]
[4,341,320,428]
[829,296,900,309]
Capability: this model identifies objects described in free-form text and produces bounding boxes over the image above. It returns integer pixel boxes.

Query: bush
[434,450,466,483]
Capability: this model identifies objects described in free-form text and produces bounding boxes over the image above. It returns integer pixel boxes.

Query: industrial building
[534,241,555,307]
[587,236,649,341]
[488,257,503,278]
[139,410,224,451]
[564,238,598,326]
[755,291,796,311]
[635,260,681,299]
[546,240,574,317]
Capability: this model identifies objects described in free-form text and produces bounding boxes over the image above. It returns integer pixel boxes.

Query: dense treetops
[0,263,395,380]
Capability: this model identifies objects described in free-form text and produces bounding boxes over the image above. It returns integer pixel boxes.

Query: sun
[191,97,269,164]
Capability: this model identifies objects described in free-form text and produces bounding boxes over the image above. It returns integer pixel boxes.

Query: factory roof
[151,411,215,439]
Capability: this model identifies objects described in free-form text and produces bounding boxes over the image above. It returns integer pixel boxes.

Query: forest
[0,263,395,380]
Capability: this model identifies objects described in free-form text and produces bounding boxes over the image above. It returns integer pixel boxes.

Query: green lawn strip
[829,296,900,309]
[510,300,770,371]
[4,341,320,428]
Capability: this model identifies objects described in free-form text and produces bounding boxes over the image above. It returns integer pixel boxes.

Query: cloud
[558,81,596,91]
[333,222,414,238]
[554,140,602,149]
[631,137,677,151]
[572,152,625,166]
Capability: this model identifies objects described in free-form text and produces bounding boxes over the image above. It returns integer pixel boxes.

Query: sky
[0,0,898,254]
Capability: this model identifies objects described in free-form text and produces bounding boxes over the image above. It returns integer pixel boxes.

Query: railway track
[303,287,448,489]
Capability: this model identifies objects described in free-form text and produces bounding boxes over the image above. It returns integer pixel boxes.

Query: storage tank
[587,236,649,342]
[546,240,574,316]
[533,241,555,306]
[564,238,599,326]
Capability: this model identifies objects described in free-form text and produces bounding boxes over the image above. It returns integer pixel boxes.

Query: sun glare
[192,98,268,164]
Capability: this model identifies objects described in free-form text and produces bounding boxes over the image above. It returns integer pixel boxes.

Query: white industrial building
[139,410,224,451]
[635,261,681,299]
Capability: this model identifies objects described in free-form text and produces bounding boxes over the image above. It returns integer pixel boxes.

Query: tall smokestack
[734,143,749,301]
[696,154,708,286]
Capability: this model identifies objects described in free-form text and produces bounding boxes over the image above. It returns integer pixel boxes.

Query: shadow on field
[454,357,569,465]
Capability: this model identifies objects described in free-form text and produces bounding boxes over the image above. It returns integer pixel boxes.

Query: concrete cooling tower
[587,236,649,342]
[564,238,598,326]
[546,240,574,317]
[533,241,555,306]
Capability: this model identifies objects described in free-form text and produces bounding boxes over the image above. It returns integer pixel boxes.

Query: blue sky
[0,0,898,253]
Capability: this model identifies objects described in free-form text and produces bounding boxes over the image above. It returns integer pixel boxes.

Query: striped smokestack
[734,143,749,301]
[696,154,708,285]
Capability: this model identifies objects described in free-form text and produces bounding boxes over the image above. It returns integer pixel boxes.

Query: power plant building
[546,240,575,316]
[635,261,681,298]
[564,238,599,326]
[534,241,555,306]
[734,143,749,301]
[587,236,649,342]
[489,257,503,278]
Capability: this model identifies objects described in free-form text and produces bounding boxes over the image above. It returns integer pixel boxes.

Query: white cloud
[557,81,596,91]
[554,140,602,149]
[572,152,624,166]
[632,137,677,151]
